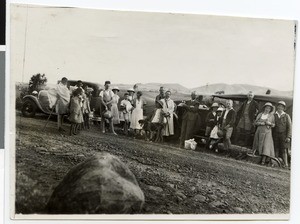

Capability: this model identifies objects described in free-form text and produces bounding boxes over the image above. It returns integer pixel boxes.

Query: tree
[28,73,47,94]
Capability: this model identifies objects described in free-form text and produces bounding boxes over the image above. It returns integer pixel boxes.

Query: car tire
[22,99,37,117]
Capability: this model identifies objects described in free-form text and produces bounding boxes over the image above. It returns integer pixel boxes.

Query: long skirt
[111,103,120,124]
[253,126,275,158]
[130,108,143,130]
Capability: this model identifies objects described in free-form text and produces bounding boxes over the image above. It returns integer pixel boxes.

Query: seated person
[208,107,224,152]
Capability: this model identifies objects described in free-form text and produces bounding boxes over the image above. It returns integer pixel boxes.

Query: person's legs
[57,114,62,130]
[109,119,117,135]
[180,119,188,148]
[224,127,233,150]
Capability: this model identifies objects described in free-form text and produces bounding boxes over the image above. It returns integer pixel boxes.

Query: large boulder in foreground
[45,153,144,214]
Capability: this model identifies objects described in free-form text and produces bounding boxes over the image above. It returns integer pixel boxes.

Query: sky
[11,4,296,91]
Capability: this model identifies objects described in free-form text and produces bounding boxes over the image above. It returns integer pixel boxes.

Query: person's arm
[265,114,275,128]
[286,114,292,140]
[254,113,264,126]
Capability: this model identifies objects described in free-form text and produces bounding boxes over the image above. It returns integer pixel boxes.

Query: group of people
[204,91,292,168]
[54,78,292,168]
[55,78,91,135]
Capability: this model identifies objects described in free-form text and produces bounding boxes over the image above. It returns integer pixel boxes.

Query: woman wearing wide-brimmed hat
[111,86,120,125]
[252,102,275,165]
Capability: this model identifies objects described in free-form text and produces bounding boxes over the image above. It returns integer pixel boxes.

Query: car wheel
[22,99,37,117]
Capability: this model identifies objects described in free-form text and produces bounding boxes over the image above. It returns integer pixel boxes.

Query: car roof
[212,94,293,106]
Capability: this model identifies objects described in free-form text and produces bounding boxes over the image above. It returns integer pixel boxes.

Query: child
[149,100,165,142]
[208,107,224,152]
[69,88,84,136]
[119,93,132,135]
[82,85,91,129]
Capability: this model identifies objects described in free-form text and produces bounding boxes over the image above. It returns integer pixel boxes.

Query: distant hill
[191,83,293,96]
[114,83,190,94]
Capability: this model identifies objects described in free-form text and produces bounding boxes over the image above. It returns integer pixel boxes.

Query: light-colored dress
[111,94,120,124]
[130,98,144,130]
[161,98,175,136]
[119,99,132,122]
[252,112,275,158]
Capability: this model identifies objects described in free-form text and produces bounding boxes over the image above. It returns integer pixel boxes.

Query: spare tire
[21,99,37,117]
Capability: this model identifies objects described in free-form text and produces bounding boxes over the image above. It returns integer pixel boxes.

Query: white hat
[217,107,224,112]
[112,86,119,91]
[211,102,219,108]
[127,88,135,93]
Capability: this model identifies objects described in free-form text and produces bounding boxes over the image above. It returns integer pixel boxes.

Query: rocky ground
[15,114,290,215]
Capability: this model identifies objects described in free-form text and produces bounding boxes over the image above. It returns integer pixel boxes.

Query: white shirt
[275,111,286,118]
[261,113,269,120]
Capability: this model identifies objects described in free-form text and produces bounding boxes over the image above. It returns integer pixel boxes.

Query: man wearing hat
[99,81,116,134]
[273,101,292,168]
[235,91,259,147]
[205,102,219,138]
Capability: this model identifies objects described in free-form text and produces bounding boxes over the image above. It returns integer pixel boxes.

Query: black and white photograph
[10,3,296,219]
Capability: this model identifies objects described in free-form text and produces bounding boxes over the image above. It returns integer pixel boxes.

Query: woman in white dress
[111,87,120,125]
[160,90,175,137]
[130,91,146,135]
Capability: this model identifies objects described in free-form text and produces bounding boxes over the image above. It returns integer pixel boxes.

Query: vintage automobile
[21,80,103,118]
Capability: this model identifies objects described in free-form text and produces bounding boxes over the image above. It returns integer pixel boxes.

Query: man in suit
[179,91,200,148]
[220,99,236,150]
[235,91,259,147]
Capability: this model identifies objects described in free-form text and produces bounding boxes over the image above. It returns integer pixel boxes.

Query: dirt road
[15,115,290,214]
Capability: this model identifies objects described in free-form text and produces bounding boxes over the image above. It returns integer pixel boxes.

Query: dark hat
[104,81,111,85]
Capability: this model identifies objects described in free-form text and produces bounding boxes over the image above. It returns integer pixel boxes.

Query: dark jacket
[220,108,236,128]
[273,112,292,139]
[205,111,217,128]
[182,100,200,121]
[236,100,259,124]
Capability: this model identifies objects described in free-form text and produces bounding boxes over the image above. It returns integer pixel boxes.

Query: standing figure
[119,93,133,135]
[130,91,146,136]
[160,90,175,137]
[55,77,70,132]
[220,100,236,151]
[252,102,275,165]
[111,87,120,125]
[69,88,84,135]
[235,91,259,147]
[179,91,200,148]
[155,86,165,102]
[82,85,91,129]
[99,81,116,135]
[127,88,135,105]
[273,101,292,168]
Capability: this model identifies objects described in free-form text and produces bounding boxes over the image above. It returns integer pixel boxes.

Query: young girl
[149,100,164,142]
[119,93,132,135]
[69,88,84,135]
[208,107,224,152]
